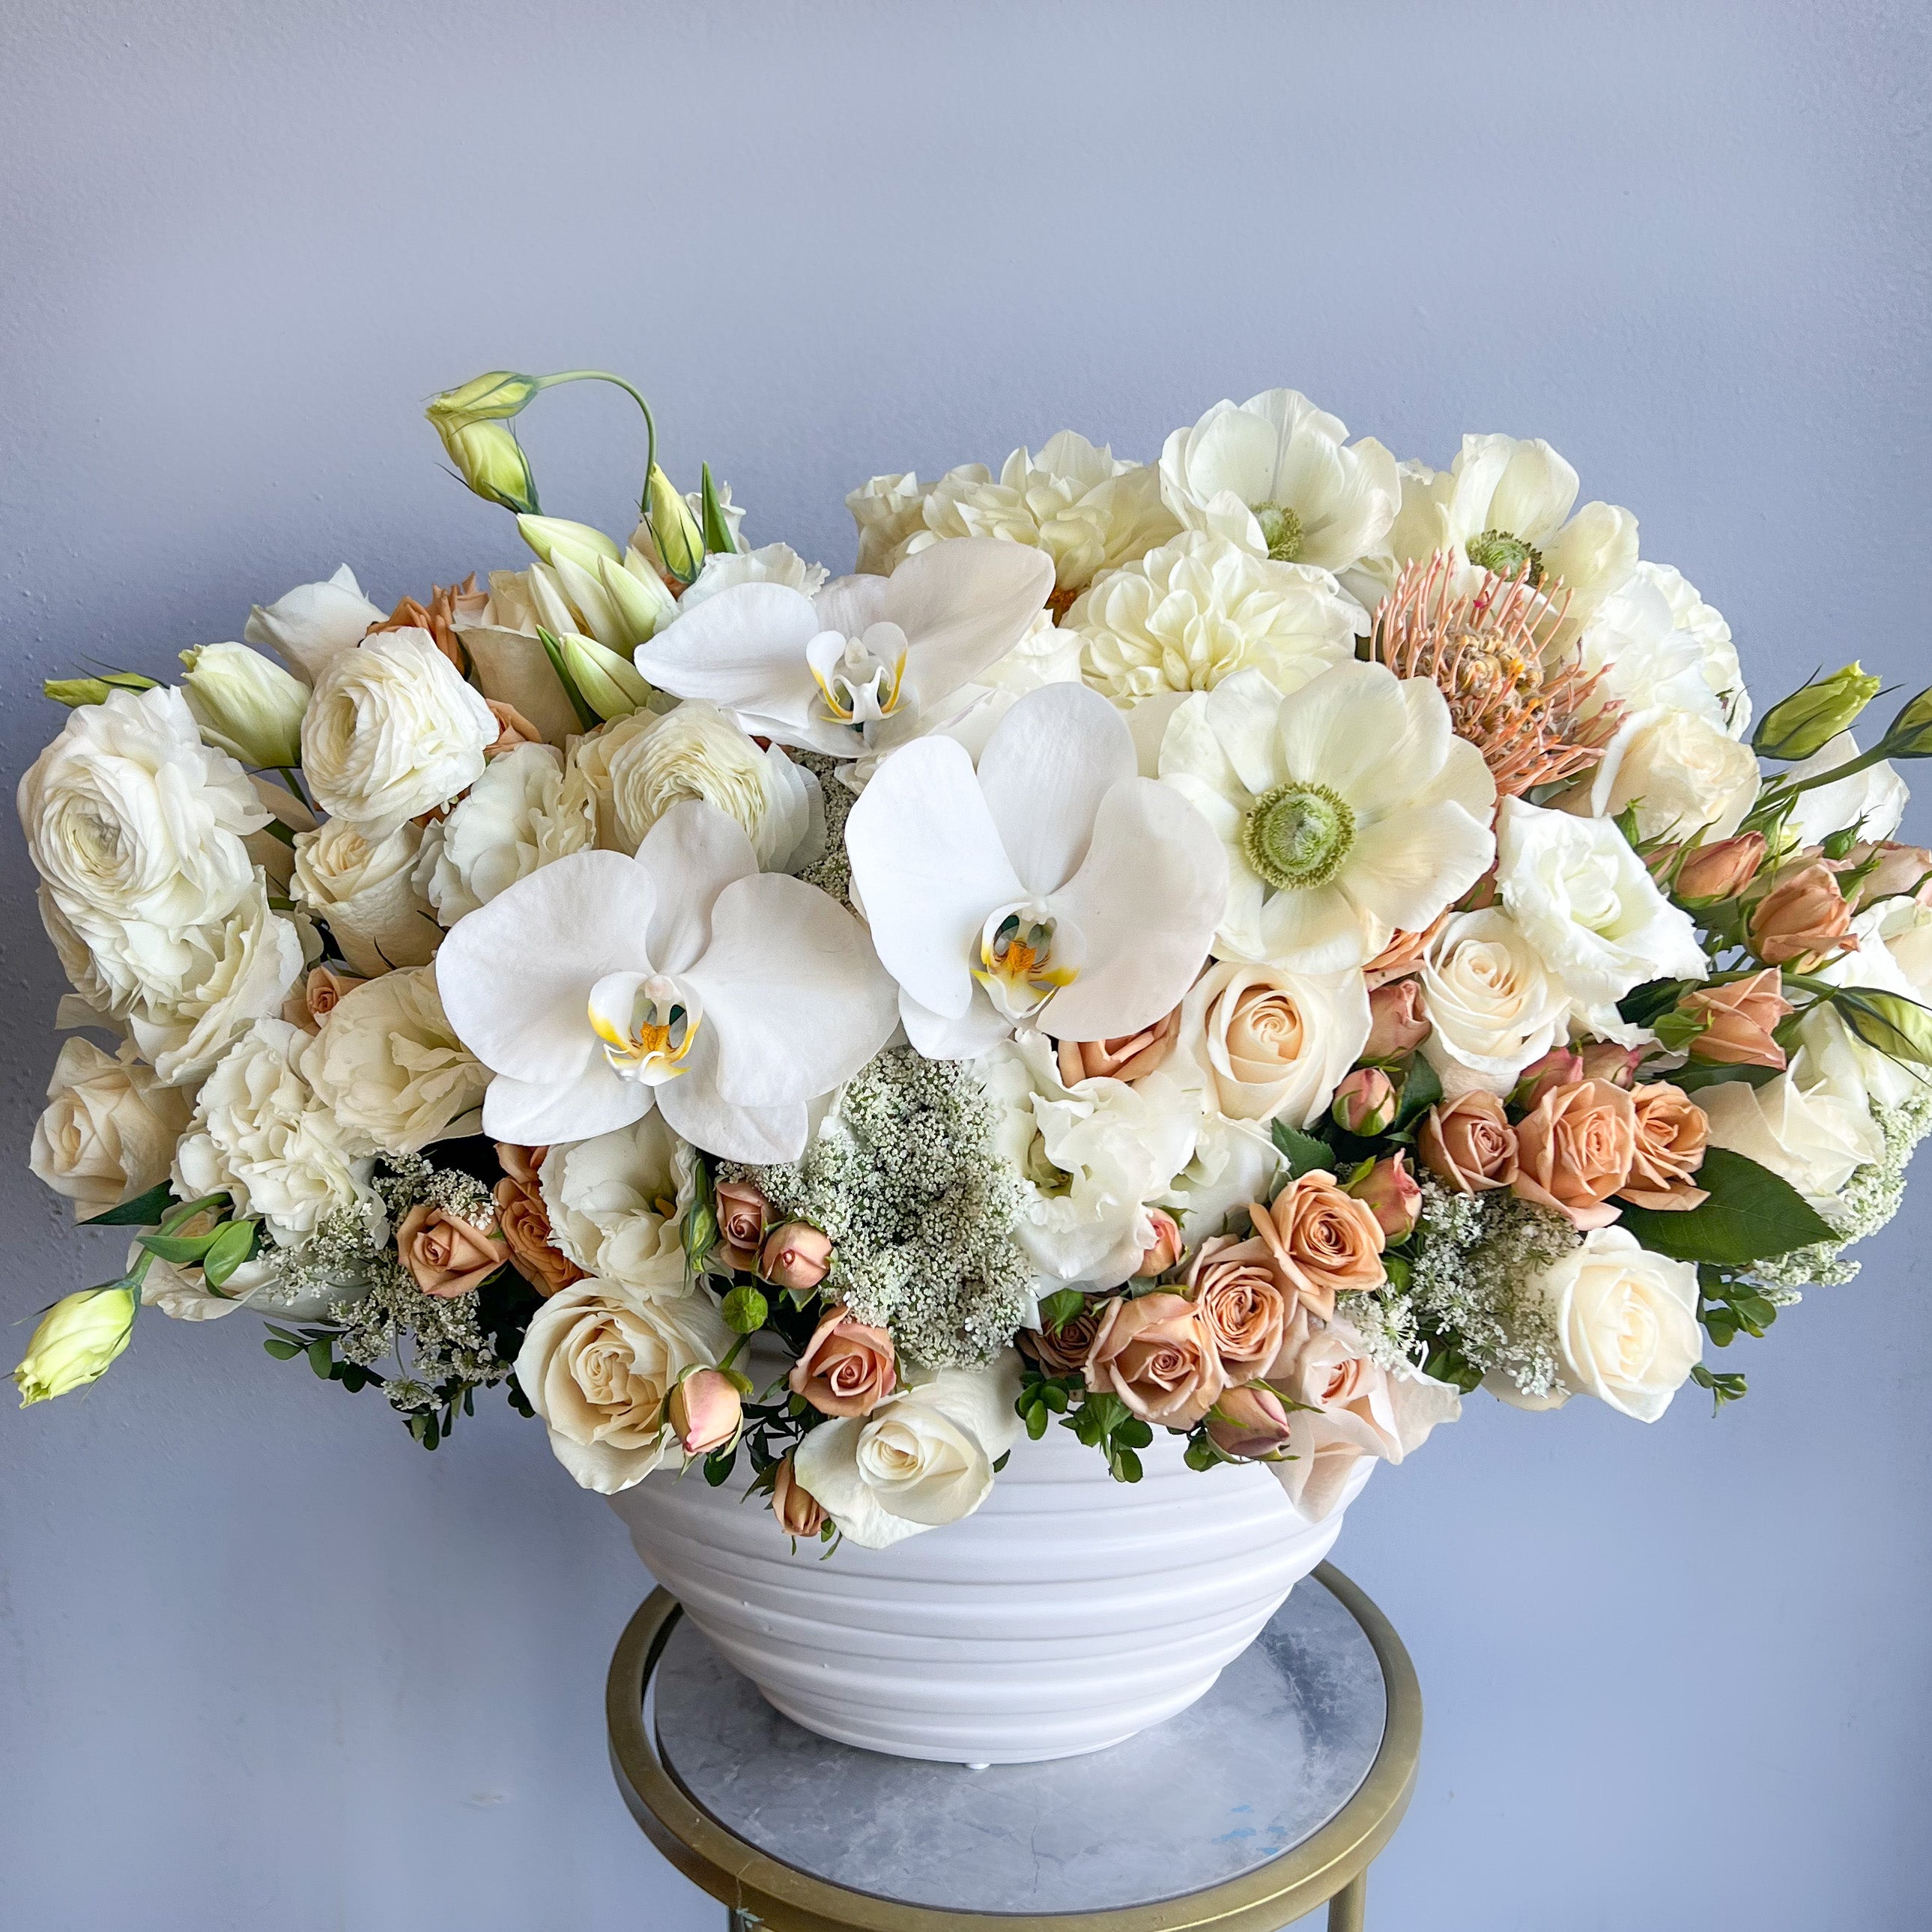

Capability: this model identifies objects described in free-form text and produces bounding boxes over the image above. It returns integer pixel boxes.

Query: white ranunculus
[418,742,596,923]
[845,471,934,575]
[1158,389,1400,578]
[29,1038,192,1217]
[1160,661,1496,973]
[539,1113,695,1300]
[244,564,384,682]
[1779,730,1908,848]
[299,629,498,838]
[19,685,270,929]
[1577,564,1748,735]
[675,542,829,614]
[302,963,488,1155]
[1418,908,1568,1097]
[1566,706,1761,843]
[290,818,439,977]
[1178,957,1370,1125]
[978,1030,1200,1287]
[792,1357,1024,1549]
[1495,798,1707,1030]
[1514,1226,1702,1422]
[178,642,311,769]
[172,1019,375,1237]
[516,1274,731,1494]
[1071,531,1364,705]
[1701,1044,1886,1211]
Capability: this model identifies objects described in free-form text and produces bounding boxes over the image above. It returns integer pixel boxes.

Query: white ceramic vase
[608,1416,1372,1765]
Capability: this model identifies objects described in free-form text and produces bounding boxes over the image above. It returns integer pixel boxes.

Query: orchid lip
[807,623,909,730]
[587,969,702,1085]
[972,902,1083,1020]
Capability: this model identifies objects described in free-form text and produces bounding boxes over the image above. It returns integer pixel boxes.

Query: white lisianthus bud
[243,566,384,683]
[179,643,309,769]
[555,630,651,721]
[442,421,539,515]
[13,1286,138,1405]
[517,515,623,573]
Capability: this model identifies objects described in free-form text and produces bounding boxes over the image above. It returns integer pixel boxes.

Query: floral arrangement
[16,371,1932,1551]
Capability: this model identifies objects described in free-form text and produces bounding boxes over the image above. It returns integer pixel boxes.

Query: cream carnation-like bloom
[1070,531,1365,705]
[1575,563,1748,735]
[1160,660,1497,973]
[539,1113,695,1301]
[419,742,596,923]
[291,817,439,976]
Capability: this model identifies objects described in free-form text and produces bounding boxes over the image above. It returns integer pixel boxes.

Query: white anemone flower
[1158,389,1400,576]
[846,682,1228,1059]
[1160,661,1497,973]
[632,536,1053,760]
[434,800,897,1160]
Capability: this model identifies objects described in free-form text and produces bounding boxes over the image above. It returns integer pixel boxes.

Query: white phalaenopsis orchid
[846,682,1228,1059]
[434,800,897,1160]
[633,536,1054,758]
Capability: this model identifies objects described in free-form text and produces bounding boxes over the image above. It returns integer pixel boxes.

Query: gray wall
[3,4,1928,1927]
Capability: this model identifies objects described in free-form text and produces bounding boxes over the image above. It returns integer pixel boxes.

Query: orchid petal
[633,583,825,732]
[632,801,757,975]
[810,574,892,638]
[482,1063,651,1144]
[900,985,1014,1060]
[885,537,1055,710]
[655,1040,810,1163]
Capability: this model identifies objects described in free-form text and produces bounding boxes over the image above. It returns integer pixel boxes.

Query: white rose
[515,1274,730,1493]
[674,542,829,613]
[301,963,488,1154]
[1779,730,1908,849]
[1515,1226,1701,1422]
[1701,1044,1885,1211]
[178,642,309,769]
[19,685,268,928]
[417,742,596,924]
[1071,530,1364,704]
[792,1357,1024,1549]
[300,629,498,838]
[1567,706,1760,841]
[1496,797,1707,1026]
[1419,908,1568,1097]
[29,1038,192,1217]
[539,1114,695,1299]
[172,1019,375,1237]
[291,818,438,976]
[1872,897,1932,1001]
[243,564,384,682]
[1178,957,1369,1124]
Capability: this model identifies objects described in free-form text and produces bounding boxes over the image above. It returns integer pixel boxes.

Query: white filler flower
[435,799,897,1160]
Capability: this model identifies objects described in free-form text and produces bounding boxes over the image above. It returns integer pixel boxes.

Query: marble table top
[650,1572,1388,1915]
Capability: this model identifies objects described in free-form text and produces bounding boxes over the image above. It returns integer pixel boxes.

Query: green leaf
[1038,1287,1086,1334]
[1619,1148,1835,1267]
[1270,1119,1336,1177]
[1393,1052,1442,1131]
[81,1181,176,1228]
[263,1337,303,1361]
[699,462,736,557]
[136,1230,221,1265]
[991,1450,1011,1473]
[306,1337,335,1378]
[535,625,602,733]
[1024,1403,1047,1440]
[1668,1062,1782,1095]
[702,1447,737,1487]
[202,1217,260,1289]
[1617,977,1695,1028]
[1112,1447,1143,1484]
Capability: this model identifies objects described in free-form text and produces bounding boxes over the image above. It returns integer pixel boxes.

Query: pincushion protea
[1372,551,1620,796]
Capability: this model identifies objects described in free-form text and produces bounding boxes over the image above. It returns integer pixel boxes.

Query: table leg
[1327,1869,1366,1932]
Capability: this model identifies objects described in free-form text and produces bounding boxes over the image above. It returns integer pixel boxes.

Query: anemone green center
[1250,500,1305,564]
[1466,527,1545,587]
[1241,781,1355,890]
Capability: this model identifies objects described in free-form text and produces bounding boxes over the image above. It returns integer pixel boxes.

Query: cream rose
[1566,706,1760,842]
[1701,1043,1886,1210]
[1515,1226,1702,1422]
[417,742,596,923]
[19,685,268,929]
[291,818,439,976]
[29,1038,192,1217]
[537,1114,694,1300]
[299,629,498,837]
[1419,909,1567,1097]
[1178,958,1370,1125]
[791,1357,1024,1549]
[302,964,488,1154]
[515,1274,731,1493]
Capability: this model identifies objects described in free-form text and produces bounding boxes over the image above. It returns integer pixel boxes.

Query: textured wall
[2,4,1928,1927]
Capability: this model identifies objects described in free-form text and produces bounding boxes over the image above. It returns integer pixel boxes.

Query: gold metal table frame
[606,1562,1421,1932]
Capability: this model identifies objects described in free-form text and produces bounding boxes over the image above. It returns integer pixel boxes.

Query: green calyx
[1241,781,1355,890]
[1466,527,1545,586]
[1250,500,1306,564]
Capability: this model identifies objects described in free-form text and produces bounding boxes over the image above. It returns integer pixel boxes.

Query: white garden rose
[1871,897,1932,1001]
[539,1113,695,1300]
[417,742,596,923]
[515,1274,730,1494]
[1576,564,1748,734]
[792,1357,1024,1549]
[172,1019,375,1237]
[674,542,829,613]
[1779,731,1908,849]
[290,817,438,977]
[1178,957,1370,1125]
[1418,909,1567,1097]
[1701,1043,1886,1211]
[19,685,269,929]
[1495,797,1706,1029]
[301,964,488,1154]
[243,564,384,682]
[29,1038,192,1217]
[299,629,498,838]
[1071,532,1364,704]
[1566,707,1760,842]
[1513,1226,1702,1423]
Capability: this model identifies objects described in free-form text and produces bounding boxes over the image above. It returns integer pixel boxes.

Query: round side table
[607,1561,1420,1932]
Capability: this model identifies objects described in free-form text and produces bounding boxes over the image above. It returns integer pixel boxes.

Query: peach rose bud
[1364,978,1431,1060]
[714,1179,769,1271]
[1055,1006,1183,1085]
[1841,841,1932,911]
[1247,1175,1387,1318]
[1418,1091,1518,1193]
[396,1202,508,1298]
[772,1454,827,1539]
[1510,1045,1585,1112]
[1681,967,1791,1069]
[667,1367,743,1456]
[760,1221,832,1291]
[1331,1066,1396,1136]
[789,1302,897,1418]
[1135,1208,1184,1278]
[1347,1152,1421,1241]
[1618,1082,1710,1211]
[1577,1041,1645,1088]
[1510,1078,1638,1231]
[304,964,366,1024]
[1084,1291,1226,1428]
[1675,833,1766,903]
[1206,1383,1296,1461]
[1020,1298,1109,1375]
[1749,861,1853,968]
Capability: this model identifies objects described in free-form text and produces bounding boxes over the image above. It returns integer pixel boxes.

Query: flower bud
[1679,967,1791,1069]
[1839,841,1932,911]
[713,1179,769,1271]
[1832,987,1932,1068]
[1331,1066,1396,1136]
[426,369,542,430]
[645,463,705,586]
[557,631,651,721]
[178,643,309,768]
[667,1367,743,1456]
[1880,685,1932,757]
[1751,661,1882,760]
[13,1286,136,1405]
[1135,1208,1184,1278]
[440,420,540,516]
[1510,1045,1584,1112]
[1644,841,1682,887]
[597,551,679,649]
[721,1284,769,1334]
[43,670,159,708]
[1363,978,1431,1060]
[1206,1384,1295,1461]
[771,1453,826,1538]
[1674,833,1766,904]
[1749,861,1853,968]
[1576,1041,1644,1088]
[516,514,623,574]
[760,1222,833,1292]
[1346,1152,1421,1241]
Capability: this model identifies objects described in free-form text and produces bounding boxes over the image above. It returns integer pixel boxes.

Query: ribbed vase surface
[609,1420,1372,1764]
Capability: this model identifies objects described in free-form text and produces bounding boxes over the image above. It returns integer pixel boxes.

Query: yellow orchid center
[587,973,700,1085]
[973,910,1077,1018]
